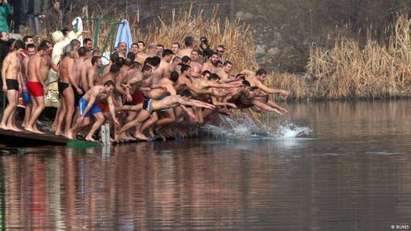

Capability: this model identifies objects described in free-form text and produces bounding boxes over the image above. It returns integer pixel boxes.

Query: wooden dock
[0,128,68,146]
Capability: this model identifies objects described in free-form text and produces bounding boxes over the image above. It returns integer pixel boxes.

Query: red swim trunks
[26,81,44,97]
[132,91,145,105]
[97,102,110,113]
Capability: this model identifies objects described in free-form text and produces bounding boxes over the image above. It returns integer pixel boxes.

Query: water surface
[1,100,411,230]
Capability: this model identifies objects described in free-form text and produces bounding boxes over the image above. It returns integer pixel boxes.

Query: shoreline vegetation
[27,7,411,102]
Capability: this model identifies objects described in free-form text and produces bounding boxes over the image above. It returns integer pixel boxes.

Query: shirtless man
[79,47,95,91]
[118,95,215,141]
[21,44,36,128]
[117,42,127,58]
[101,63,121,84]
[55,44,84,136]
[67,81,119,141]
[83,38,93,50]
[134,41,148,65]
[0,40,25,131]
[178,36,194,57]
[156,49,174,81]
[81,56,101,91]
[25,42,50,133]
[156,44,164,56]
[202,52,220,74]
[147,44,157,57]
[171,42,180,57]
[240,68,289,114]
[189,49,203,78]
[217,61,234,82]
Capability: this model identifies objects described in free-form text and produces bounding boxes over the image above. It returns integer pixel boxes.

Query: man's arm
[255,80,289,96]
[107,96,119,125]
[2,56,9,91]
[67,59,82,93]
[80,94,97,117]
[178,98,215,110]
[86,69,95,90]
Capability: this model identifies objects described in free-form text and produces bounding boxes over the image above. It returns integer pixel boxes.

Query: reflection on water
[1,100,411,230]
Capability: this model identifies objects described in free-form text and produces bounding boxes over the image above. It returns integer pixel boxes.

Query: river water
[1,100,411,230]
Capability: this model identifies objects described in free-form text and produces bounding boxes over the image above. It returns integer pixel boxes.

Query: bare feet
[135,132,149,141]
[66,131,75,140]
[10,126,22,132]
[85,136,97,142]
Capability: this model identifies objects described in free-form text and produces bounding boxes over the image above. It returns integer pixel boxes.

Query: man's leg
[85,112,105,142]
[63,88,75,136]
[0,90,17,130]
[54,99,66,136]
[67,117,91,140]
[26,96,45,134]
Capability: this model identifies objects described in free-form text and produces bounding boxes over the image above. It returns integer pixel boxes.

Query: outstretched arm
[179,98,215,110]
[255,80,289,97]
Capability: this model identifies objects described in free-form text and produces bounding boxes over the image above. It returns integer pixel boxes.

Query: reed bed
[273,15,411,100]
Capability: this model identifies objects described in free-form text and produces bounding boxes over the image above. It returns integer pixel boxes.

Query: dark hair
[78,47,88,57]
[142,64,152,73]
[26,43,36,50]
[131,42,139,47]
[37,40,49,51]
[137,40,145,47]
[200,36,208,44]
[180,64,191,73]
[256,68,267,76]
[180,89,192,97]
[170,71,179,82]
[208,73,220,81]
[201,70,211,76]
[146,56,161,67]
[181,56,191,64]
[242,80,251,87]
[224,61,233,66]
[70,39,81,48]
[13,40,25,50]
[157,44,164,48]
[61,28,69,36]
[217,45,225,49]
[110,64,121,74]
[162,49,174,57]
[84,38,92,45]
[104,80,115,87]
[110,52,119,63]
[91,56,101,65]
[117,57,125,66]
[184,36,194,47]
[172,42,180,48]
[23,35,33,43]
[125,52,136,65]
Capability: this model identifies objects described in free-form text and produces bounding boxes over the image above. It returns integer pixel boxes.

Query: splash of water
[202,114,312,139]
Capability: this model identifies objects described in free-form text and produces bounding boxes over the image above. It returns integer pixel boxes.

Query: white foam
[202,114,312,140]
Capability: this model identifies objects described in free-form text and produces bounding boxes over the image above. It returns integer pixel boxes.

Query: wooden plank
[0,128,68,145]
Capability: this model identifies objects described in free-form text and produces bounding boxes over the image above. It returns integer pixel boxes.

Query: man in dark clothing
[0,31,10,108]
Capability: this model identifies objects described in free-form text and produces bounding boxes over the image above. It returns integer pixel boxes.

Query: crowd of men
[0,29,290,142]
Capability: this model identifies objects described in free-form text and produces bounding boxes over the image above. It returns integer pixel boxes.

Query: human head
[162,49,174,62]
[256,68,267,80]
[52,30,64,43]
[184,36,194,48]
[142,64,153,76]
[91,56,102,67]
[92,47,101,57]
[208,73,220,81]
[137,40,145,52]
[156,44,164,55]
[223,61,233,73]
[83,38,93,50]
[190,49,200,62]
[104,80,115,93]
[170,71,179,83]
[171,42,180,54]
[63,44,76,58]
[70,39,81,52]
[26,44,36,56]
[181,56,191,65]
[202,70,211,79]
[23,35,34,46]
[12,40,25,51]
[37,40,49,55]
[118,42,127,55]
[78,46,88,57]
[209,52,219,65]
[216,45,225,56]
[125,52,136,66]
[145,56,161,69]
[131,42,139,54]
[147,44,157,55]
[180,63,191,76]
[109,63,121,74]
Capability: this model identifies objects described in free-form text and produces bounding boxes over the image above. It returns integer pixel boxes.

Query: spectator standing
[0,0,12,33]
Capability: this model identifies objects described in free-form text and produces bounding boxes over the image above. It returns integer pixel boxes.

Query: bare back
[27,54,43,82]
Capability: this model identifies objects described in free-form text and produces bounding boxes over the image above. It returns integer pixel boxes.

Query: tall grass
[273,15,411,100]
